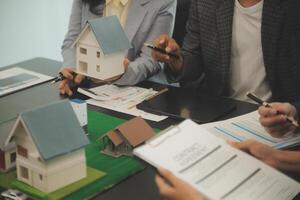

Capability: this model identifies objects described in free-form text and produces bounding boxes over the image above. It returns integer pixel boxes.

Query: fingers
[155,175,175,199]
[123,58,130,71]
[152,34,180,62]
[227,140,255,154]
[258,106,277,117]
[58,79,73,96]
[157,168,177,186]
[258,102,298,137]
[74,74,85,84]
[259,114,288,127]
[61,68,75,80]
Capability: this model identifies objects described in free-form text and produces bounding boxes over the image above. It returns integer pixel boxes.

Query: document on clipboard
[134,120,300,200]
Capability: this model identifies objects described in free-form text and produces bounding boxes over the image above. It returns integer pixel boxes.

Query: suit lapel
[261,0,283,87]
[216,0,235,94]
[124,0,150,42]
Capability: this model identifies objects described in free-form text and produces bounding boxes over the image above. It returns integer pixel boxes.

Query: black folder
[137,88,236,123]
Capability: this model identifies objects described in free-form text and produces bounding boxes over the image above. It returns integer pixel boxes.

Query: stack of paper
[134,120,300,200]
[201,111,300,149]
[79,85,168,122]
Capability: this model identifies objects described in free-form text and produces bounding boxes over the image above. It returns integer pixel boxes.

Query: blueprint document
[0,67,53,97]
[201,111,300,149]
[134,120,300,200]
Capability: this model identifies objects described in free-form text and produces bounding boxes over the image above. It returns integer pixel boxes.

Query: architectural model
[0,120,16,172]
[101,117,155,157]
[72,16,132,80]
[6,100,89,193]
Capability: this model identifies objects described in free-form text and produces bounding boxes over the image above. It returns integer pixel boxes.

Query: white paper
[201,111,300,149]
[85,85,168,122]
[134,120,300,200]
[0,67,53,97]
[70,99,88,127]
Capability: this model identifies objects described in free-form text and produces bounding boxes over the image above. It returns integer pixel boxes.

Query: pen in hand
[144,43,180,59]
[50,71,76,84]
[246,92,299,127]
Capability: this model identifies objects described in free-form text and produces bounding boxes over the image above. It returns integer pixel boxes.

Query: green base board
[0,170,17,188]
[13,167,105,200]
[64,111,146,200]
[0,111,159,199]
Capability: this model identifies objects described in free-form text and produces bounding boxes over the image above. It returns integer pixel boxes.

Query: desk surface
[0,58,268,200]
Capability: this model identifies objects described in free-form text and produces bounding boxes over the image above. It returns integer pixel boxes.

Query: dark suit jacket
[167,0,300,102]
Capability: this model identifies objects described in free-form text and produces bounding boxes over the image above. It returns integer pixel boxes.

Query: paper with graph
[0,67,53,97]
[201,111,300,149]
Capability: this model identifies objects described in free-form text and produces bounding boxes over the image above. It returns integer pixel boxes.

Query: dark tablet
[137,88,236,124]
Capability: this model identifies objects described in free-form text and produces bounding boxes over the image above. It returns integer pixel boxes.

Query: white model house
[7,100,89,193]
[0,120,16,172]
[72,16,132,80]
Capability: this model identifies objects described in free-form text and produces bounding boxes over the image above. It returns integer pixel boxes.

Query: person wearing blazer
[59,0,176,96]
[152,0,300,103]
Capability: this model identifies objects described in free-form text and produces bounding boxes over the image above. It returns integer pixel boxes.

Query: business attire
[166,0,300,102]
[62,0,177,85]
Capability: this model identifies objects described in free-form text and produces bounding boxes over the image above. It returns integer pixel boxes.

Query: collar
[106,0,129,6]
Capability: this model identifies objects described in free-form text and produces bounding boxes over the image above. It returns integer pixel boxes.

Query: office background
[0,0,73,68]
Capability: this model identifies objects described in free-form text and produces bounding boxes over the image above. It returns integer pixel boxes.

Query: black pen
[144,43,180,59]
[246,92,299,127]
[50,71,76,84]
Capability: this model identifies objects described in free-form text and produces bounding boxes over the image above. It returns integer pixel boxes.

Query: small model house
[0,120,17,172]
[6,100,89,193]
[101,117,155,157]
[72,16,132,80]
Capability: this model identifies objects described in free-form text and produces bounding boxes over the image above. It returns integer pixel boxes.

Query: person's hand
[258,103,299,138]
[229,140,279,168]
[123,58,130,71]
[156,168,204,200]
[58,67,85,96]
[152,34,184,75]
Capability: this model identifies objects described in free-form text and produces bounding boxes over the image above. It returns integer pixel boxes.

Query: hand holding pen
[247,92,299,138]
[54,68,85,96]
[150,34,184,75]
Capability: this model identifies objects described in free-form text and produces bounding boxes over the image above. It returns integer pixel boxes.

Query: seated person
[59,0,177,96]
[151,0,300,103]
[155,101,300,200]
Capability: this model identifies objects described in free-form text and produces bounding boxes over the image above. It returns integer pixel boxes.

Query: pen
[50,71,76,84]
[146,88,169,101]
[246,92,299,127]
[144,43,180,59]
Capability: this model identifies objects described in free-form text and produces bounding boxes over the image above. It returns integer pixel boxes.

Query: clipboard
[137,88,236,124]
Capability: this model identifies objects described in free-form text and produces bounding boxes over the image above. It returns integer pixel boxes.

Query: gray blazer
[167,0,300,102]
[62,0,177,85]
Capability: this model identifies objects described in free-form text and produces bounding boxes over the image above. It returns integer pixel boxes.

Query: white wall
[0,0,73,68]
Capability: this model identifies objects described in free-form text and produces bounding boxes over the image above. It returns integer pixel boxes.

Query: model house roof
[0,119,15,151]
[107,131,124,146]
[106,117,155,147]
[11,100,89,161]
[73,16,132,55]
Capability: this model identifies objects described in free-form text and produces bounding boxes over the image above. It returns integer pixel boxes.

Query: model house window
[97,51,100,58]
[79,61,88,73]
[80,47,87,55]
[39,174,43,181]
[10,152,16,163]
[17,145,28,158]
[96,65,100,72]
[20,166,29,179]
